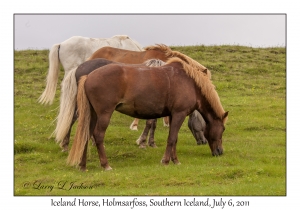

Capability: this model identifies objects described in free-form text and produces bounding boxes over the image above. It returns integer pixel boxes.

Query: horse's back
[88,48,167,64]
[58,35,143,73]
[75,58,115,82]
[88,47,145,62]
[109,35,143,51]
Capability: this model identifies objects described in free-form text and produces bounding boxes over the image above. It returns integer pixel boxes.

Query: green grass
[14,46,286,196]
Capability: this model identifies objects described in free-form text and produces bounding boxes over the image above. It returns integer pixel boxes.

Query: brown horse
[67,56,228,171]
[56,58,165,152]
[87,44,211,131]
[54,44,211,144]
[58,58,205,151]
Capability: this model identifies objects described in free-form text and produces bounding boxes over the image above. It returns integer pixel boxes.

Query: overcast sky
[14,14,286,50]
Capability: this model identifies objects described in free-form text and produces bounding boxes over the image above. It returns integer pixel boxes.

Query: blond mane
[144,44,211,79]
[167,57,226,121]
[144,44,226,121]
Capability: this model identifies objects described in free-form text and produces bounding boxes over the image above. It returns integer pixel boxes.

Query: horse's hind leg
[93,113,113,170]
[130,118,139,130]
[77,105,93,171]
[148,119,157,147]
[136,119,152,148]
[60,110,78,152]
[78,141,88,171]
[200,131,208,145]
[163,116,169,127]
[60,130,71,152]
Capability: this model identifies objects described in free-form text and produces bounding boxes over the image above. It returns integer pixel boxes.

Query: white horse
[38,35,143,105]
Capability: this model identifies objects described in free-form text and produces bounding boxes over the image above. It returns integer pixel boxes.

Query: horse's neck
[197,95,218,125]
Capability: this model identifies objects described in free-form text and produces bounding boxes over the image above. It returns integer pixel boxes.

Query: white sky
[14,14,285,50]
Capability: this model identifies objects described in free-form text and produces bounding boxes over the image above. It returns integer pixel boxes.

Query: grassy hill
[14,45,286,196]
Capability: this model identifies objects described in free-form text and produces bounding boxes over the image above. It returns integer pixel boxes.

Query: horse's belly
[115,101,169,119]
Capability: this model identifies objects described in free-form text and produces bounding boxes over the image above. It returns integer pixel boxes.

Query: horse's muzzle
[212,147,223,156]
[197,139,207,145]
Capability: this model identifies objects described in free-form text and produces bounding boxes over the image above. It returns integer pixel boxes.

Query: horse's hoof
[136,138,141,145]
[61,147,68,152]
[130,125,138,131]
[160,159,169,165]
[149,143,157,148]
[139,144,146,149]
[105,166,112,171]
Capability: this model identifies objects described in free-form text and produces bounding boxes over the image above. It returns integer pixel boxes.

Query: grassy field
[14,45,286,196]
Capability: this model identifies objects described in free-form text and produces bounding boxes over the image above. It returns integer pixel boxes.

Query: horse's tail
[67,75,90,166]
[38,43,61,105]
[51,68,77,142]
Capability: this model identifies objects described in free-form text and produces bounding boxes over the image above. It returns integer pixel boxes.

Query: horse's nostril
[217,147,223,155]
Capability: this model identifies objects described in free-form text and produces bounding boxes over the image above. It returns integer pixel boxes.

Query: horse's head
[204,111,228,156]
[188,111,208,145]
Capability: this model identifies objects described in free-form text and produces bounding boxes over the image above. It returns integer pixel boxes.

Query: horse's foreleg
[161,113,185,165]
[130,118,139,130]
[60,110,78,152]
[136,119,151,148]
[148,119,157,147]
[93,113,112,171]
[171,138,180,165]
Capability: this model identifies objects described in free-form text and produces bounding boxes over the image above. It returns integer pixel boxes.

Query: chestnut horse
[55,45,211,147]
[56,58,208,151]
[67,57,228,171]
[56,58,166,151]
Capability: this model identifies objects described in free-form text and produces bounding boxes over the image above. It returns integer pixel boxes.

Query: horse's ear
[223,111,229,119]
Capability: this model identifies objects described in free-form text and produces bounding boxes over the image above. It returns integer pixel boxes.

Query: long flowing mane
[167,57,227,122]
[144,44,211,79]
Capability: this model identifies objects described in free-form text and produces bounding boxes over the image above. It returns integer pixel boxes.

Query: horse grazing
[67,56,228,171]
[188,110,208,145]
[57,58,208,151]
[38,35,143,105]
[55,58,166,151]
[80,44,211,131]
